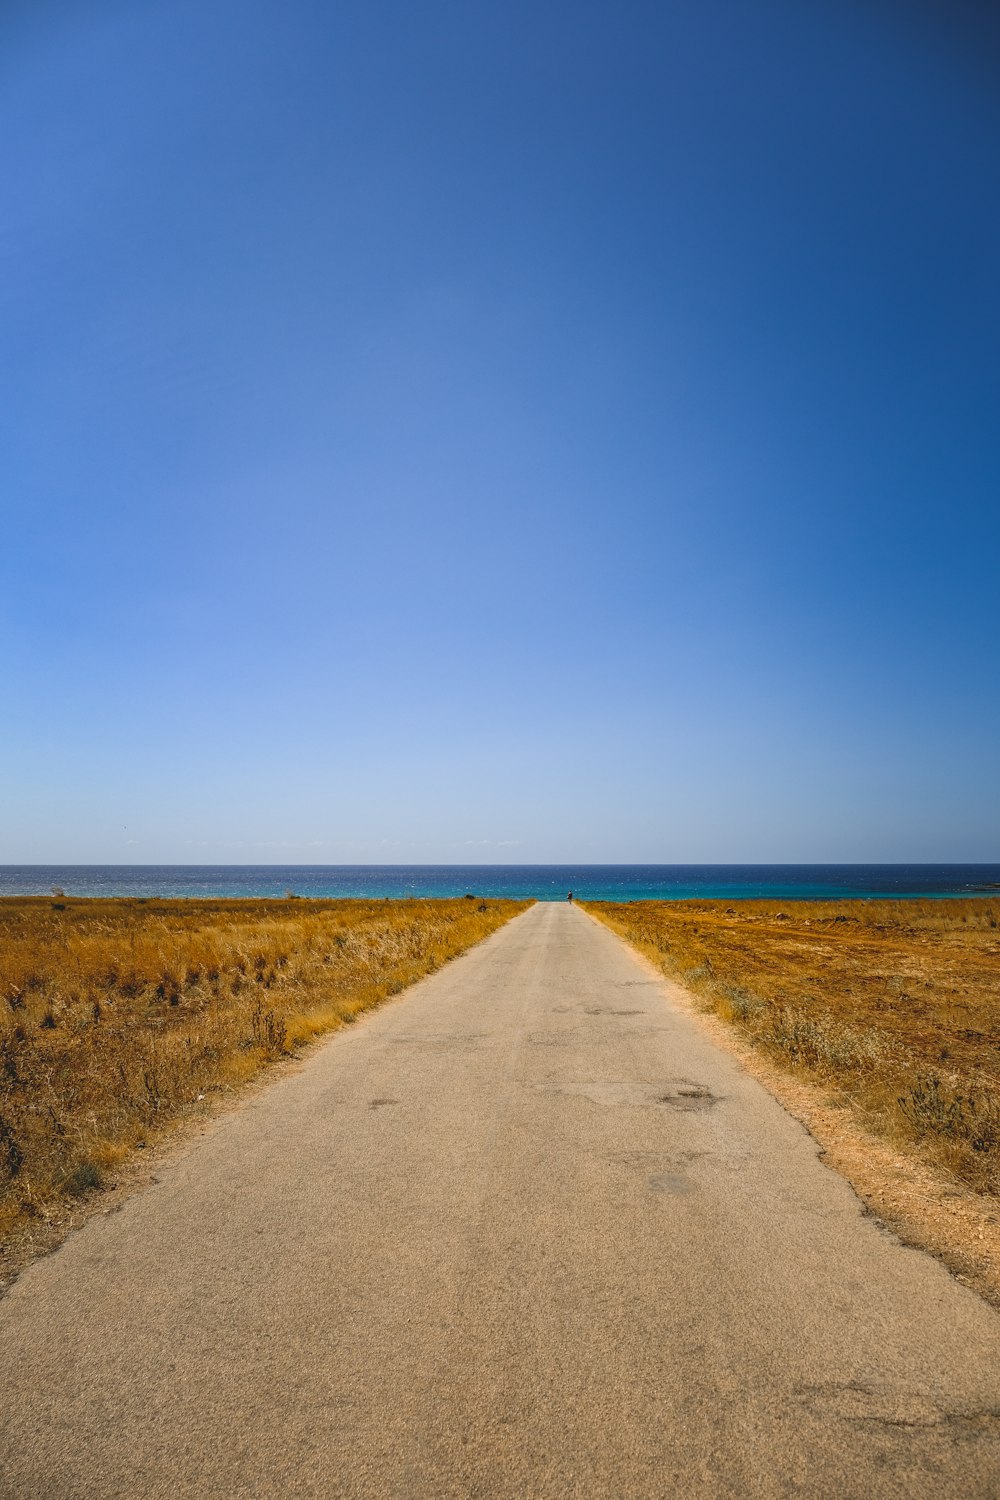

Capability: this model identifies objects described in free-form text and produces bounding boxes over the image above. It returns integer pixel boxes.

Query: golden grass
[0,895,526,1241]
[588,899,1000,1197]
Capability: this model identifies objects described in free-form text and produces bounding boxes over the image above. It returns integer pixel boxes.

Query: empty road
[2,901,999,1498]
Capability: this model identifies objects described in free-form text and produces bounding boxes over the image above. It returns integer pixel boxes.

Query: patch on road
[391,1033,486,1050]
[547,1004,645,1016]
[657,1084,720,1112]
[609,1147,710,1197]
[537,1079,723,1111]
[648,1171,697,1196]
[582,1006,645,1017]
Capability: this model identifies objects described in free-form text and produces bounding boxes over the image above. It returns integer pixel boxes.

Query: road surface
[2,901,999,1498]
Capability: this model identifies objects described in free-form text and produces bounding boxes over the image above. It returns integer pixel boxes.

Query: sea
[0,865,998,902]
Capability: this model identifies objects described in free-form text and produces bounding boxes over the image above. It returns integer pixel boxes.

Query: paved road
[2,902,1000,1498]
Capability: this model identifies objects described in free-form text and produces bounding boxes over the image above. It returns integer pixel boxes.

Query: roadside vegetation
[0,896,525,1243]
[589,900,1000,1198]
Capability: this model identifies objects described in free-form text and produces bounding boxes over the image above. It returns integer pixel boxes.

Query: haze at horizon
[3,0,999,863]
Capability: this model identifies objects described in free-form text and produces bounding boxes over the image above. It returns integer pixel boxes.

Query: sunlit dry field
[0,896,526,1243]
[590,899,1000,1196]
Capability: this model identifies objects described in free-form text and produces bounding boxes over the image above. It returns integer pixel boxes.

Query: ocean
[0,865,998,901]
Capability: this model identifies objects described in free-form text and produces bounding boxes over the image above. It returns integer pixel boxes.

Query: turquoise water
[1,865,998,901]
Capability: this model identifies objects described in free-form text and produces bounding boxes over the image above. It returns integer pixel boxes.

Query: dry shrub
[589,898,1000,1196]
[897,1076,1000,1157]
[0,896,526,1241]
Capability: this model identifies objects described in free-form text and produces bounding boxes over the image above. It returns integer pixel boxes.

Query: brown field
[589,899,1000,1198]
[0,895,526,1245]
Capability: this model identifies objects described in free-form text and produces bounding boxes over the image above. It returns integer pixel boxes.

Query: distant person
[567,891,573,902]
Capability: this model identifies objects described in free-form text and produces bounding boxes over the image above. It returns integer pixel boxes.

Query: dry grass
[0,895,526,1242]
[588,899,1000,1198]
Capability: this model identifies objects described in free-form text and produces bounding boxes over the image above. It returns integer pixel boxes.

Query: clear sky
[3,0,998,864]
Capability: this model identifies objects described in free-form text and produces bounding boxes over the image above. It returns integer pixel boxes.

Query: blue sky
[3,0,998,863]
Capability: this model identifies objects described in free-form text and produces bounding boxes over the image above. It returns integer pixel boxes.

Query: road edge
[0,903,537,1299]
[579,902,1000,1310]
